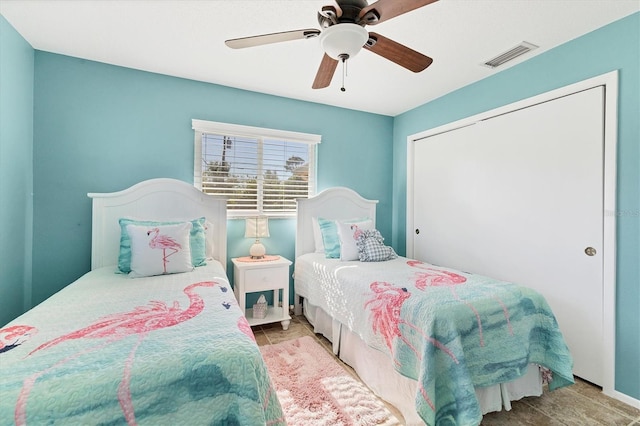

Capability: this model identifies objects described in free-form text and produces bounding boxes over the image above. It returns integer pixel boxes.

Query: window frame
[192,119,321,218]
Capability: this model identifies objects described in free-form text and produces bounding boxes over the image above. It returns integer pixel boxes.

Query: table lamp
[245,216,269,259]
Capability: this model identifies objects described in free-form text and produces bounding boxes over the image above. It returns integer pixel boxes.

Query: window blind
[193,119,320,217]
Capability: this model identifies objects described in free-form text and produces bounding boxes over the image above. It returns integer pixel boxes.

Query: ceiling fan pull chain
[341,60,346,92]
[339,54,348,92]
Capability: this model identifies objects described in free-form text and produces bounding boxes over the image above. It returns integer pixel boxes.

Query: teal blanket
[394,261,574,425]
[296,255,574,425]
[0,264,284,426]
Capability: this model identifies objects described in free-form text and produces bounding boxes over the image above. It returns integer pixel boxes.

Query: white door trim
[406,70,619,401]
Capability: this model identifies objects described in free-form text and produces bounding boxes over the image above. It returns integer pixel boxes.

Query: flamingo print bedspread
[295,253,574,426]
[0,263,284,426]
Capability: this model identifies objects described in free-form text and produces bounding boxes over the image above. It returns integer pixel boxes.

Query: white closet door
[412,87,604,384]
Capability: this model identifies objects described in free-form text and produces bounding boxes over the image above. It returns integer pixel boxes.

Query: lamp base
[249,241,266,259]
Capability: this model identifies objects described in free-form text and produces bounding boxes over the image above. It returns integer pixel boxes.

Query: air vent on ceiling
[482,42,538,68]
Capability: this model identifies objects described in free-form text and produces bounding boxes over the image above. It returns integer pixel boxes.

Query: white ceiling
[1,0,638,116]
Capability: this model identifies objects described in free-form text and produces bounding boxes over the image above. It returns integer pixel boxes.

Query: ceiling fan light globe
[320,23,369,60]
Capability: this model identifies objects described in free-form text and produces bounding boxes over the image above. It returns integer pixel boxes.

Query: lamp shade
[320,23,369,60]
[245,217,270,239]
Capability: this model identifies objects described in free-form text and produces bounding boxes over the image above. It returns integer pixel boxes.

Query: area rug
[260,335,401,426]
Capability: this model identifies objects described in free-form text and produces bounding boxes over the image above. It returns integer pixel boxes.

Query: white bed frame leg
[294,294,302,316]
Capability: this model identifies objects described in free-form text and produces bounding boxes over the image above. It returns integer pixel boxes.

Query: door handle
[585,247,596,256]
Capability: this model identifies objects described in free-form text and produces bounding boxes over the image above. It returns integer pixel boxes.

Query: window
[193,119,320,217]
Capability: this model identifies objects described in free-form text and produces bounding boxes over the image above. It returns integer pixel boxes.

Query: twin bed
[0,179,284,425]
[1,179,574,426]
[293,187,574,425]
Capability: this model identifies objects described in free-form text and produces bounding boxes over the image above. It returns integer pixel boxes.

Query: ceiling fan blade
[312,54,339,89]
[364,32,433,72]
[225,29,320,49]
[358,0,438,25]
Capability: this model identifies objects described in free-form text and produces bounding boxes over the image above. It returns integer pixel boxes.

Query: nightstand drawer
[244,267,288,292]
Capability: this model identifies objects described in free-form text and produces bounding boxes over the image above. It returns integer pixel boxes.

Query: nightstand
[232,256,292,330]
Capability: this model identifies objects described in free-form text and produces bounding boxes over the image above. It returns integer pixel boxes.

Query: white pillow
[336,219,374,261]
[312,217,324,253]
[205,219,215,260]
[127,222,194,278]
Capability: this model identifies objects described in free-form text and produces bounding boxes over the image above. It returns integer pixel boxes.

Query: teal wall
[31,52,393,307]
[393,13,639,400]
[0,16,33,326]
[1,9,637,402]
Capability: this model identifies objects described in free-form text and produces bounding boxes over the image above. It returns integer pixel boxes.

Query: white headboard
[295,187,378,259]
[88,178,227,271]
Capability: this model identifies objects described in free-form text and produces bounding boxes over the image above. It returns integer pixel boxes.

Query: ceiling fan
[225,0,437,90]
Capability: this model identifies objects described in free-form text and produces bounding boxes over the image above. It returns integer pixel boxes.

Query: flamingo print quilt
[0,263,284,426]
[295,253,574,426]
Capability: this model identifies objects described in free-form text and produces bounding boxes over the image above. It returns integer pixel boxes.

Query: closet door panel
[412,87,604,384]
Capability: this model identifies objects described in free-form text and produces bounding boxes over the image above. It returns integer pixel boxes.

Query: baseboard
[604,389,640,410]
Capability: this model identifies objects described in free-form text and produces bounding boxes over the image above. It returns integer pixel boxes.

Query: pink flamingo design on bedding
[237,316,256,342]
[147,227,182,274]
[364,281,458,362]
[16,281,222,426]
[407,260,467,288]
[364,281,459,411]
[407,260,513,346]
[350,224,365,240]
[364,282,411,352]
[0,326,37,354]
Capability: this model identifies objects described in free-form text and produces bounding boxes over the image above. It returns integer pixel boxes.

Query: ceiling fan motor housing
[318,0,373,27]
[337,0,369,22]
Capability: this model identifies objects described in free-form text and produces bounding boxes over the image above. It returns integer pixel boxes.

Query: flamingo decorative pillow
[118,217,207,273]
[126,222,194,278]
[336,219,374,261]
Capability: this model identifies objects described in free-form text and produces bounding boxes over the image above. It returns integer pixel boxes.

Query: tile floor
[253,315,640,426]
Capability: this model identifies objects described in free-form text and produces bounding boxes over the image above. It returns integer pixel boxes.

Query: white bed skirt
[303,301,543,425]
